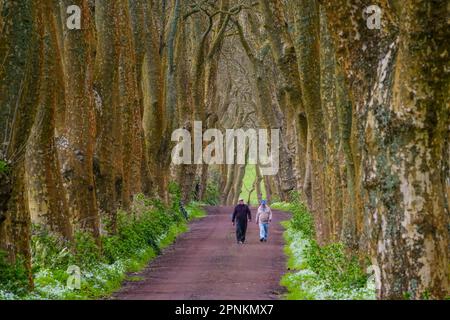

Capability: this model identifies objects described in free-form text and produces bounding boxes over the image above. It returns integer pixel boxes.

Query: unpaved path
[114,206,290,300]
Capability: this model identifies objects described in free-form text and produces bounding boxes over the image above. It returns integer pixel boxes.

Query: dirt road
[114,206,290,300]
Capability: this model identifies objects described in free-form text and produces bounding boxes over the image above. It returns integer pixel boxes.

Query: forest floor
[113,206,290,300]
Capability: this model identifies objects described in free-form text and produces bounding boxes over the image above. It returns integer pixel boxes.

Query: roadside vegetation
[272,193,375,300]
[0,190,205,300]
[0,160,9,174]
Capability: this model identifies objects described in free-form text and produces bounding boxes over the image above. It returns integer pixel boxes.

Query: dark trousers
[236,222,247,243]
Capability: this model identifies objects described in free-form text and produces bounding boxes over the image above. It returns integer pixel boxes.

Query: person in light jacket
[256,200,272,242]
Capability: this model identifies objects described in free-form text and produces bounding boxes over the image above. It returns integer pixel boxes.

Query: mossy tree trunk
[140,0,165,198]
[117,0,140,209]
[25,0,73,241]
[93,0,121,232]
[60,0,100,238]
[292,0,328,243]
[0,1,40,276]
[366,0,449,299]
[322,0,449,299]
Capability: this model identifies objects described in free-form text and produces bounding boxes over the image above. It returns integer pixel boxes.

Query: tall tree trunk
[263,175,272,204]
[128,0,151,196]
[141,0,164,197]
[0,1,40,277]
[293,0,328,243]
[60,0,99,238]
[93,0,121,232]
[222,164,235,204]
[232,164,247,205]
[117,0,143,210]
[322,0,449,298]
[175,16,196,203]
[160,0,182,202]
[367,0,449,299]
[336,64,357,248]
[25,1,72,240]
[319,8,342,242]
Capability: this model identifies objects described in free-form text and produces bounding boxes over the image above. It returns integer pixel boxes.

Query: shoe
[260,238,264,242]
[264,239,267,242]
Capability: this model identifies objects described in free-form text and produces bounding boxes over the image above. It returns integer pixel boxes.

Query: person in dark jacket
[232,198,252,244]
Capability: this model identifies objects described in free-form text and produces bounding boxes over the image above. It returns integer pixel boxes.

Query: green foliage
[203,181,220,205]
[305,241,367,291]
[280,272,316,300]
[73,232,102,267]
[1,196,206,300]
[201,169,221,205]
[288,191,315,239]
[102,206,176,264]
[186,202,207,219]
[0,251,29,296]
[168,181,181,204]
[167,182,186,222]
[31,225,71,270]
[421,290,431,300]
[0,160,9,174]
[277,193,373,300]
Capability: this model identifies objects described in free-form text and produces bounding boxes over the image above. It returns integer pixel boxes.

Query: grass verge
[0,195,206,300]
[272,194,376,300]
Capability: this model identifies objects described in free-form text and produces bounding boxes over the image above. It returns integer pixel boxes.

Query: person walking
[232,198,252,244]
[256,200,272,242]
